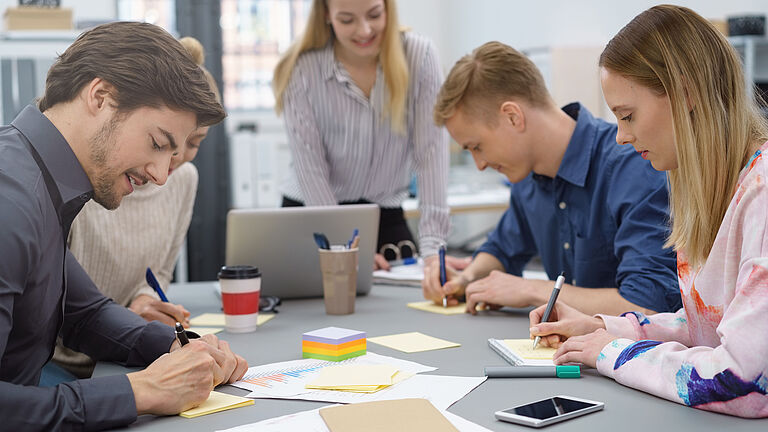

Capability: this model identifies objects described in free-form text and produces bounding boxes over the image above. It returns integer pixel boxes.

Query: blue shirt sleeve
[475,189,538,275]
[607,151,681,312]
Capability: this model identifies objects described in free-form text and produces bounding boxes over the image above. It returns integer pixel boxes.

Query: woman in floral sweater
[528,5,768,417]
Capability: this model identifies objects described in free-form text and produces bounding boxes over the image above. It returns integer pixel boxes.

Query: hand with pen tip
[528,301,606,349]
[421,254,472,306]
[128,333,248,416]
[132,267,190,327]
[129,294,190,328]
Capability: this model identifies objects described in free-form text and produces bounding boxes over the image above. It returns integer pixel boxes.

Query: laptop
[225,204,380,298]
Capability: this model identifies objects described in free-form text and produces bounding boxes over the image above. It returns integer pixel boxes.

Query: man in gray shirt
[0,22,247,430]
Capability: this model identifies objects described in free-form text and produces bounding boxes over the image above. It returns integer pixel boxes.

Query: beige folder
[319,398,458,432]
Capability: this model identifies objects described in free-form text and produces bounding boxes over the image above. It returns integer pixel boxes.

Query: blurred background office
[2,0,767,281]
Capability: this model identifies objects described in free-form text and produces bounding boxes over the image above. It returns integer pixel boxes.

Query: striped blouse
[280,32,450,256]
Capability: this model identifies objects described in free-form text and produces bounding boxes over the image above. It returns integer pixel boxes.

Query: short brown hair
[38,21,225,127]
[434,41,551,126]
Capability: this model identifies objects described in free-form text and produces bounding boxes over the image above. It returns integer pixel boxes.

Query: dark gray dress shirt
[0,105,176,431]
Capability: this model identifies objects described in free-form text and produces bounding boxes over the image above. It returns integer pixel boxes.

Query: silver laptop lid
[225,204,379,298]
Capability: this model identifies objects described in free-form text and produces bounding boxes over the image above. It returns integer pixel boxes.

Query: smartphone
[494,395,604,428]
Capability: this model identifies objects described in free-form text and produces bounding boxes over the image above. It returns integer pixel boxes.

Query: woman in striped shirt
[273,0,449,269]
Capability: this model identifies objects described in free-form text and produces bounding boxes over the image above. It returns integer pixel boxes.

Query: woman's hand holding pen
[129,294,191,328]
[528,301,606,348]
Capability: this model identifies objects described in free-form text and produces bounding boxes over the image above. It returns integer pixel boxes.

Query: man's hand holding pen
[131,333,248,416]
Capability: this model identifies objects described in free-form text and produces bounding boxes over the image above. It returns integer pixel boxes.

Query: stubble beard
[89,115,122,210]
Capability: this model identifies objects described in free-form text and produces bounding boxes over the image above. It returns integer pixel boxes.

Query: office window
[221,0,311,111]
[117,0,176,33]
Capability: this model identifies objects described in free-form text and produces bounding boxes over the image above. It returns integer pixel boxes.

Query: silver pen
[532,272,565,349]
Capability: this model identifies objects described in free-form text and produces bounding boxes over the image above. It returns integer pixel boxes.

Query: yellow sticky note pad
[189,313,225,326]
[368,332,460,353]
[179,391,254,418]
[189,313,275,327]
[502,339,556,360]
[407,301,478,315]
[308,364,399,387]
[188,327,223,336]
[306,364,409,393]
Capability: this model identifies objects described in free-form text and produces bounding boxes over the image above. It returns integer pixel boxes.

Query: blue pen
[145,267,169,302]
[347,228,359,249]
[439,244,447,308]
[388,257,418,266]
[313,232,330,250]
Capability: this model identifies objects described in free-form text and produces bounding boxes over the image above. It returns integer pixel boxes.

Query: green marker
[484,365,581,378]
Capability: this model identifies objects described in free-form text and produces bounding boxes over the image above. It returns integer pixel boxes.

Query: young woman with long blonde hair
[528,5,768,417]
[273,0,449,270]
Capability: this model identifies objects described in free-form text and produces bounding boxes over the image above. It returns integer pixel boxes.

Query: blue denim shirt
[476,103,681,312]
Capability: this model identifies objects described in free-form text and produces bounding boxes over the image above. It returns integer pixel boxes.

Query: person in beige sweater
[52,37,220,378]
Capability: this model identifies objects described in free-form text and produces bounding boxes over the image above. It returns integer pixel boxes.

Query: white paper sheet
[231,353,485,411]
[231,352,435,398]
[216,401,493,432]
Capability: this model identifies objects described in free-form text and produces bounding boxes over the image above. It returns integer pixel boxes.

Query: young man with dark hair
[0,22,246,430]
[423,41,681,316]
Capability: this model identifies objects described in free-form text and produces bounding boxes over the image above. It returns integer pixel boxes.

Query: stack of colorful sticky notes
[302,327,366,361]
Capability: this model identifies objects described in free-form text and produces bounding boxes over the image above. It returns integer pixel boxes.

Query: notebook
[488,338,556,366]
[225,205,379,298]
[372,260,424,287]
[368,332,460,353]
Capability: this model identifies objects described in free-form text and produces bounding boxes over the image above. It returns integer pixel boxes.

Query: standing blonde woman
[273,0,449,270]
[529,5,768,417]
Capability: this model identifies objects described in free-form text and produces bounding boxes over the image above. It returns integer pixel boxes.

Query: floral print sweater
[597,143,768,418]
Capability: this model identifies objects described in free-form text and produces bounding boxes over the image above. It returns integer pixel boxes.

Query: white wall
[400,0,768,69]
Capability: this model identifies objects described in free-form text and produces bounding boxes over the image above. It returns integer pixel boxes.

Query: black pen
[175,322,190,346]
[532,271,565,349]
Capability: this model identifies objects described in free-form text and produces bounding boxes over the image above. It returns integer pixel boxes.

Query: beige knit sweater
[53,162,198,377]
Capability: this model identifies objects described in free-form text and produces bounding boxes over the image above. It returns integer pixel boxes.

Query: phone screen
[502,397,597,420]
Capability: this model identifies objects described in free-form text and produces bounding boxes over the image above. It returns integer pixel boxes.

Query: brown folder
[319,398,459,432]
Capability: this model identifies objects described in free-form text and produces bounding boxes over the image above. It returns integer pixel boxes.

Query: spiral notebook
[488,338,556,366]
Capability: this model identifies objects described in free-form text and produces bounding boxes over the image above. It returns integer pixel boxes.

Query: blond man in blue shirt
[423,42,679,315]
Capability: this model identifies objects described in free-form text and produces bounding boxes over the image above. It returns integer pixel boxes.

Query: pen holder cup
[218,265,261,333]
[318,248,358,315]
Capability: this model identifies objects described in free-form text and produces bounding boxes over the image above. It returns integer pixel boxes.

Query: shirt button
[563,242,570,250]
[559,202,566,209]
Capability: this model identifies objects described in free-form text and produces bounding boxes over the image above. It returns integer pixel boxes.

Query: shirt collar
[11,105,93,204]
[321,40,350,84]
[555,102,600,187]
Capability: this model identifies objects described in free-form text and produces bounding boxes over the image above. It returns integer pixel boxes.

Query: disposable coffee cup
[218,265,261,333]
[318,247,358,315]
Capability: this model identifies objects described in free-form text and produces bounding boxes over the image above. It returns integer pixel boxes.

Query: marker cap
[555,365,581,378]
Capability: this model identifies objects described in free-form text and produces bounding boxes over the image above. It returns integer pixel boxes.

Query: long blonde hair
[600,5,768,267]
[273,0,409,133]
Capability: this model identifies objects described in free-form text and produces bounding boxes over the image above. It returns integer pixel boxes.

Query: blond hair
[179,36,222,104]
[434,41,552,126]
[600,5,768,267]
[272,0,408,133]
